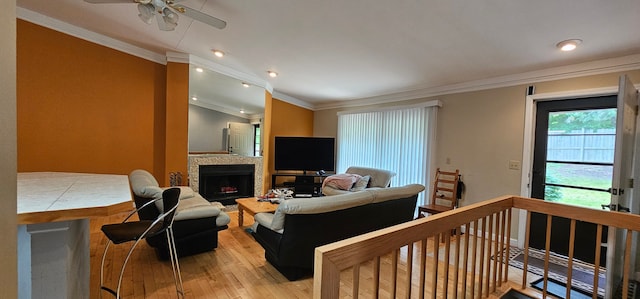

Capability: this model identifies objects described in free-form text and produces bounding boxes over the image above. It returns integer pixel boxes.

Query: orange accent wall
[262,91,273,194]
[271,99,314,136]
[17,20,168,180]
[16,19,309,190]
[163,62,189,186]
[265,98,314,189]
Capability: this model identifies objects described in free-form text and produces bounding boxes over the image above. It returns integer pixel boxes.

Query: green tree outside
[548,109,616,132]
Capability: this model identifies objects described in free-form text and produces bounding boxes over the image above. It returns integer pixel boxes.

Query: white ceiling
[15,0,640,112]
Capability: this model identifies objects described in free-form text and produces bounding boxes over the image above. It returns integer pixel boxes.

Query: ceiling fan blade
[84,0,137,3]
[176,5,227,29]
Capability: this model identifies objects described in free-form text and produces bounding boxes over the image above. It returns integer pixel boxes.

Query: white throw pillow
[350,175,371,191]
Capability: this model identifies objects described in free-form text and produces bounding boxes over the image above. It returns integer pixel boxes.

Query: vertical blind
[337,104,438,205]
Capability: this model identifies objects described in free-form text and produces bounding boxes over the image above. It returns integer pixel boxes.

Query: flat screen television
[274,136,335,173]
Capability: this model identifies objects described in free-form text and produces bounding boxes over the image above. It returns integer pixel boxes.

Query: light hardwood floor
[91,210,314,299]
[90,211,536,299]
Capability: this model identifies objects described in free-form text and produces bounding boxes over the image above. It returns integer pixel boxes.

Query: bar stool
[99,187,184,298]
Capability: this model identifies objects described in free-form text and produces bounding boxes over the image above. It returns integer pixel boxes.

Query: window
[336,102,439,206]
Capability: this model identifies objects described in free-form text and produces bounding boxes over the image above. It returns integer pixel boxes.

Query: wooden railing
[313,195,640,299]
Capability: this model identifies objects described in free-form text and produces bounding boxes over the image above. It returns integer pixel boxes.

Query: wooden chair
[418,168,460,218]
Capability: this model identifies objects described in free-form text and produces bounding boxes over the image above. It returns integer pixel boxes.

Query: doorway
[228,122,255,156]
[529,95,617,264]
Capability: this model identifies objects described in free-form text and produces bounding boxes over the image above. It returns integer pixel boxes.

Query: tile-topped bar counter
[17,172,133,299]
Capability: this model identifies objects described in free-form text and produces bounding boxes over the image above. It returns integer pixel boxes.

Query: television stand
[271,173,330,197]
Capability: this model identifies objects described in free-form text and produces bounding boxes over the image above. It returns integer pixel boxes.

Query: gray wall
[0,1,18,297]
[188,104,250,152]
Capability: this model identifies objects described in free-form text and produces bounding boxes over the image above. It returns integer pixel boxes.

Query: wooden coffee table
[235,197,279,226]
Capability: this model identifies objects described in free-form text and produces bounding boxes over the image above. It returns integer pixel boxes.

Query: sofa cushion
[254,213,283,234]
[129,169,160,196]
[154,186,197,212]
[346,166,396,188]
[175,186,195,199]
[172,194,230,226]
[321,187,351,196]
[270,191,374,231]
[214,211,231,227]
[369,184,425,203]
[173,196,221,220]
[141,186,163,198]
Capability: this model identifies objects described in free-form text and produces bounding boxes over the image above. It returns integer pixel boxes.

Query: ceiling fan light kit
[161,7,179,30]
[86,0,227,31]
[137,3,154,24]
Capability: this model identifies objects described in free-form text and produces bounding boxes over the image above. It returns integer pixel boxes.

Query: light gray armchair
[321,166,396,196]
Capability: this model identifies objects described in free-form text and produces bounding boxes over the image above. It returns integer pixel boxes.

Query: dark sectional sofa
[252,184,425,280]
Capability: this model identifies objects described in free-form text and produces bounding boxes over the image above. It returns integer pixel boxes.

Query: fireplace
[199,164,255,205]
[189,154,263,203]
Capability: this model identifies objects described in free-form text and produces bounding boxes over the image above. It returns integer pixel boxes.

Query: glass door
[544,108,616,209]
[529,95,616,265]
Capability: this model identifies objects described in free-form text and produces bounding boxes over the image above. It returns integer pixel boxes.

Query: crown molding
[166,52,190,64]
[17,7,166,64]
[272,91,315,110]
[189,100,253,119]
[313,53,640,111]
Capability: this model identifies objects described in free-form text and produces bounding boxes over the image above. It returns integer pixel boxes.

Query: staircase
[313,195,640,299]
[499,288,536,299]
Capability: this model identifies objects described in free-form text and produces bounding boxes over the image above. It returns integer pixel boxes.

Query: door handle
[607,187,624,195]
[601,203,630,212]
[618,205,631,212]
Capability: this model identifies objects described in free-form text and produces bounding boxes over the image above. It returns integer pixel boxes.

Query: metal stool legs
[99,188,183,298]
[99,237,146,298]
[99,228,184,298]
[167,227,184,297]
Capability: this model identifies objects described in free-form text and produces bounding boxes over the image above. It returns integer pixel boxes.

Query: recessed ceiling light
[212,49,224,57]
[191,96,198,101]
[556,39,582,52]
[242,82,250,88]
[240,109,245,114]
[195,67,203,73]
[267,70,278,78]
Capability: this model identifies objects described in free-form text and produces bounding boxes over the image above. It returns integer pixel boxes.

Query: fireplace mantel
[188,154,263,197]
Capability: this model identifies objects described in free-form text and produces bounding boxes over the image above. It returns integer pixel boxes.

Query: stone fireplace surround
[188,154,263,199]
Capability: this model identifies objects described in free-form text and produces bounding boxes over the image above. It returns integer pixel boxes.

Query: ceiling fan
[84,0,227,31]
